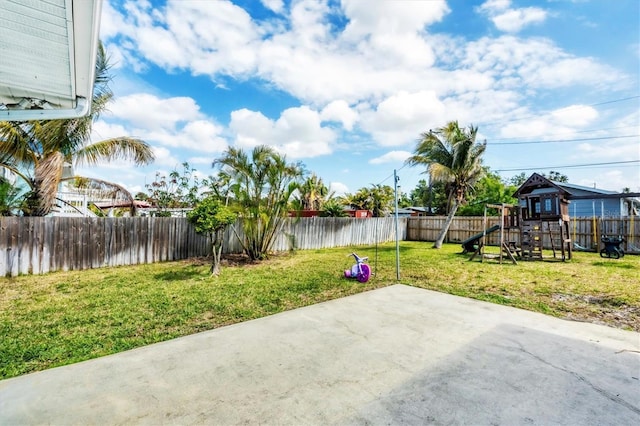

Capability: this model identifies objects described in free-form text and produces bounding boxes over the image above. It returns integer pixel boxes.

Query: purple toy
[344,252,371,283]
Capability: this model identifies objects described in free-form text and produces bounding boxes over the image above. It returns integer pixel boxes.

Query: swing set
[468,203,521,264]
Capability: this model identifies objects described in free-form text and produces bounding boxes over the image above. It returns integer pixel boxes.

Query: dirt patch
[552,293,640,332]
[186,254,259,268]
[220,254,255,267]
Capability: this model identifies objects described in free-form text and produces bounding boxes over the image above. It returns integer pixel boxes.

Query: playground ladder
[521,222,543,260]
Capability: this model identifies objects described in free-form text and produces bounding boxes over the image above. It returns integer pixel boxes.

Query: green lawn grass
[1,242,638,379]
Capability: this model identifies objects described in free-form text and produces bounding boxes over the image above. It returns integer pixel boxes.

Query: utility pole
[394,169,400,280]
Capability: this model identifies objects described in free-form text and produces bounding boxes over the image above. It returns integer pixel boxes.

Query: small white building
[1,166,16,185]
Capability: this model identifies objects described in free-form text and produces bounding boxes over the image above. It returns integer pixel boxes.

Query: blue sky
[85,0,640,197]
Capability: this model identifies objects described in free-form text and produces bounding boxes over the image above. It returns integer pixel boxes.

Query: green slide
[461,224,500,253]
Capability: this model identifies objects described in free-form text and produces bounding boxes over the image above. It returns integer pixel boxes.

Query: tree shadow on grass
[591,261,636,269]
[154,267,204,281]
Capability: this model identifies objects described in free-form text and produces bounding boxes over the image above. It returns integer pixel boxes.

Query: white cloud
[260,0,284,14]
[492,8,547,33]
[104,0,449,106]
[526,57,621,89]
[550,105,598,127]
[477,0,547,33]
[229,106,335,158]
[144,121,228,154]
[90,121,131,143]
[461,36,624,91]
[99,0,129,40]
[340,0,448,68]
[577,170,637,193]
[369,151,412,165]
[329,181,349,196]
[499,104,599,139]
[575,140,639,161]
[151,146,180,167]
[341,0,449,37]
[98,93,228,157]
[103,0,626,115]
[498,119,554,139]
[106,0,259,75]
[108,94,203,130]
[187,156,214,166]
[321,100,358,131]
[360,91,447,147]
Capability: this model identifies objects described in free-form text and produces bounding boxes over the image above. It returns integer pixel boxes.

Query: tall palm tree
[0,43,154,216]
[367,184,394,217]
[214,145,303,260]
[341,184,394,217]
[295,173,331,211]
[406,121,486,248]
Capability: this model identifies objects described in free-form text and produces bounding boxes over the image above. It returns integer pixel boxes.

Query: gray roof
[553,181,618,196]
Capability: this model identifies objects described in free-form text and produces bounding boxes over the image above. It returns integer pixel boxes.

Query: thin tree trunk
[433,200,459,249]
[211,243,222,275]
[211,231,223,275]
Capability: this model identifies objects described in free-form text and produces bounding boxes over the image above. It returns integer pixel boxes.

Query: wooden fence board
[41,217,52,274]
[7,217,19,276]
[18,217,31,274]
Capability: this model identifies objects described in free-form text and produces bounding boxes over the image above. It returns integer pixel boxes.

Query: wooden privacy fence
[1,215,637,276]
[0,217,210,277]
[570,217,640,253]
[220,216,405,253]
[406,216,640,254]
[0,216,406,276]
[273,216,406,251]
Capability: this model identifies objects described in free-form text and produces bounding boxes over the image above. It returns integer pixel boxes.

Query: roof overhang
[0,0,102,121]
[513,172,569,198]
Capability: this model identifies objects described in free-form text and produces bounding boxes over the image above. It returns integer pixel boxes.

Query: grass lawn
[1,241,638,379]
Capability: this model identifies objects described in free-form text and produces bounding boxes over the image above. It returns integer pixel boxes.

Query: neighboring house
[392,208,419,217]
[1,166,16,185]
[54,190,98,217]
[137,207,192,218]
[51,165,96,217]
[554,182,639,218]
[54,179,142,217]
[288,209,322,218]
[406,206,430,216]
[95,200,152,217]
[343,208,372,218]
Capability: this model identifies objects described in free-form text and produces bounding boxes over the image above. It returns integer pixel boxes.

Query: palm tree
[341,185,394,217]
[294,173,331,211]
[0,43,154,216]
[406,121,486,248]
[320,199,348,217]
[214,145,303,260]
[367,184,394,217]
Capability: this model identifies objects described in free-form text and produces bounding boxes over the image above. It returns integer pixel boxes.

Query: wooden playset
[466,173,572,263]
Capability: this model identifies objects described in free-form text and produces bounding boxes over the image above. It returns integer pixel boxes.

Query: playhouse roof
[512,173,569,198]
[513,173,640,203]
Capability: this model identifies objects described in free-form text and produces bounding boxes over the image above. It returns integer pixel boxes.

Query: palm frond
[0,122,38,166]
[74,137,155,166]
[62,175,137,216]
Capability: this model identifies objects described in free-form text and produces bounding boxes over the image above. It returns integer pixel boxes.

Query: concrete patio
[1,284,639,425]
